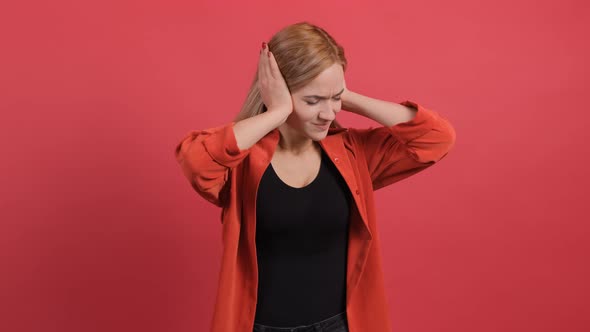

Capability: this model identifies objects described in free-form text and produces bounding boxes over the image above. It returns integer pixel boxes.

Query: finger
[259,44,270,80]
[258,45,269,81]
[268,51,280,80]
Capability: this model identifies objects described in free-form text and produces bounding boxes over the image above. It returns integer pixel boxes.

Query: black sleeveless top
[253,147,352,327]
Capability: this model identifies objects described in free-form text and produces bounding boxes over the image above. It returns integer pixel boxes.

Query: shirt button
[355,189,360,195]
[334,157,340,163]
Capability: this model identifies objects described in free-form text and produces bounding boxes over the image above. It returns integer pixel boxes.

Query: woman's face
[286,63,345,141]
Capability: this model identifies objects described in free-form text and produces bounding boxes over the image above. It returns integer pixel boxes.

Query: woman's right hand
[258,42,293,117]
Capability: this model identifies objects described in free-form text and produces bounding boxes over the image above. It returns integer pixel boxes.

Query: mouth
[314,123,331,130]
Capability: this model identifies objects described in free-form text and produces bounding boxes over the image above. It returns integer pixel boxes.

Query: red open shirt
[174,100,456,331]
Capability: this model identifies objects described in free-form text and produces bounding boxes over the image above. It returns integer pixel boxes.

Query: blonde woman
[175,21,456,332]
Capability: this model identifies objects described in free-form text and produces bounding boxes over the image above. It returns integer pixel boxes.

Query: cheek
[292,104,318,122]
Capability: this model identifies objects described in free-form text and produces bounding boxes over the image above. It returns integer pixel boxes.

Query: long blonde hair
[233,21,348,129]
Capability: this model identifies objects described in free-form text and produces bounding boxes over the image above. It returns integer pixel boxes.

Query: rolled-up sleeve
[174,122,251,207]
[349,100,456,190]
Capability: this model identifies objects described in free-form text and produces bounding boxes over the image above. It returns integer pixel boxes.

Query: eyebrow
[303,88,345,99]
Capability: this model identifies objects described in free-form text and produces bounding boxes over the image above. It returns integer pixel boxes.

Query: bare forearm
[233,109,289,150]
[342,90,417,127]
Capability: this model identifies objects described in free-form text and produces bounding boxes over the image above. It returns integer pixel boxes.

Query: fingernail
[262,42,266,49]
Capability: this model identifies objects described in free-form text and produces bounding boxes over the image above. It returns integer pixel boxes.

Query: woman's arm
[342,89,418,126]
[174,107,290,207]
[233,108,290,150]
[342,89,456,190]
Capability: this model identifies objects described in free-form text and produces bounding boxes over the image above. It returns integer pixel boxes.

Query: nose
[318,103,338,121]
[318,110,335,122]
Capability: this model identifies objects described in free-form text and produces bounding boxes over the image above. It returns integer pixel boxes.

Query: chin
[310,131,328,141]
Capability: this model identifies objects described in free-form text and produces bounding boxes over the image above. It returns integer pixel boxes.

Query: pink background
[1,0,589,331]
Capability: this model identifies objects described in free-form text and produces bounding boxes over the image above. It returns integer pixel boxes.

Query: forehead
[296,63,344,95]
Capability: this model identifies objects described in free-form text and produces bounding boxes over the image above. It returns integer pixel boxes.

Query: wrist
[341,89,361,114]
[265,107,291,124]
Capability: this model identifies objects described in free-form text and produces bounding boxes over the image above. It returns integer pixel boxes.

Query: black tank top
[254,147,352,327]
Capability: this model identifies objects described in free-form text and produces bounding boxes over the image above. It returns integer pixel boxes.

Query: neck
[276,125,318,155]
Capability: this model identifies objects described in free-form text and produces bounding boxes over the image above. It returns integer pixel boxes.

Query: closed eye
[305,97,342,105]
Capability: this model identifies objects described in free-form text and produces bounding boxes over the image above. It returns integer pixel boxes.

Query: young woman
[175,22,456,332]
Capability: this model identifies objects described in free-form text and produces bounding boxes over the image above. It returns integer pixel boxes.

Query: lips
[314,123,330,130]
